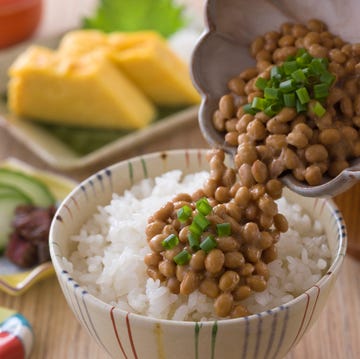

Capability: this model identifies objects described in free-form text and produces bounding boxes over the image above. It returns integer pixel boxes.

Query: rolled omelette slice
[8,46,156,130]
[59,30,201,106]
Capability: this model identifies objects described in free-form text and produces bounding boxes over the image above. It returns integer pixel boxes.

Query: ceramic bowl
[191,0,360,197]
[0,0,42,49]
[49,149,346,359]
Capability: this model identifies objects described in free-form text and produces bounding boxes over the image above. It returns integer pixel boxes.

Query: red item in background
[0,332,25,359]
[0,0,42,49]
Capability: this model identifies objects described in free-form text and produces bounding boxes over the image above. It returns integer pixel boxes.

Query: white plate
[0,35,199,171]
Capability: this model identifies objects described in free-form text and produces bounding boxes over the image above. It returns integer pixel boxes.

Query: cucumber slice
[0,168,55,207]
[0,193,32,253]
[0,184,33,202]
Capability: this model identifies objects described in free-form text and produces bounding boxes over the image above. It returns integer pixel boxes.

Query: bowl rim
[50,148,347,327]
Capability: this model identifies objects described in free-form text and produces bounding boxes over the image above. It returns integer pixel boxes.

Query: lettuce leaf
[82,0,187,38]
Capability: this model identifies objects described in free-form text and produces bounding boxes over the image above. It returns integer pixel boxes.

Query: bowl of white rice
[49,149,346,359]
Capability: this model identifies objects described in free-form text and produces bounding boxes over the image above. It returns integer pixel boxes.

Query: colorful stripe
[81,292,110,356]
[70,195,80,210]
[96,173,104,191]
[154,323,165,359]
[63,204,73,220]
[128,162,134,185]
[242,316,250,358]
[194,322,202,359]
[88,179,96,197]
[272,306,289,359]
[211,321,218,359]
[110,307,128,359]
[265,310,278,358]
[126,313,138,359]
[303,285,321,335]
[290,292,310,349]
[104,169,113,192]
[141,158,148,179]
[185,150,190,168]
[254,313,263,358]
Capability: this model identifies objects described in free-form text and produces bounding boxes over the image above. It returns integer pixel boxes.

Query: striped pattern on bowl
[50,149,346,359]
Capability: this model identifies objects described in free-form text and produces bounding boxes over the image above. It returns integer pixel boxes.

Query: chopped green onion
[283,93,296,107]
[313,83,329,99]
[296,87,310,104]
[251,97,266,110]
[188,232,200,251]
[283,60,298,75]
[264,102,283,117]
[270,66,282,79]
[320,72,336,86]
[296,52,312,67]
[280,79,296,93]
[196,197,212,216]
[296,48,307,57]
[200,235,217,253]
[240,49,334,117]
[310,58,327,74]
[193,213,210,231]
[243,103,258,115]
[177,205,192,222]
[174,249,191,265]
[189,221,202,237]
[255,77,268,90]
[216,223,231,237]
[162,234,179,250]
[291,69,306,83]
[311,101,326,117]
[296,99,307,113]
[264,87,279,100]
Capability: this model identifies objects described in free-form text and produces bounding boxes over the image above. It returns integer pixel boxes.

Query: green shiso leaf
[82,0,187,38]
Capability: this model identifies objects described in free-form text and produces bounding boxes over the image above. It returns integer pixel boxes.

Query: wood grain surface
[0,1,359,357]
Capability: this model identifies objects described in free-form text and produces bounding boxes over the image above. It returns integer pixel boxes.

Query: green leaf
[82,0,187,38]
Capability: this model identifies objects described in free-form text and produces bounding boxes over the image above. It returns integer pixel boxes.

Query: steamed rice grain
[63,170,331,321]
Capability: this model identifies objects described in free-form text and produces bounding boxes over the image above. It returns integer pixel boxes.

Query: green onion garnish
[320,72,336,86]
[296,99,307,113]
[243,103,258,115]
[311,101,326,117]
[189,221,202,237]
[291,69,306,83]
[283,93,296,107]
[264,87,279,100]
[251,97,266,111]
[313,83,329,99]
[216,223,231,237]
[296,87,310,104]
[162,234,179,250]
[310,58,327,74]
[177,205,192,222]
[193,213,210,231]
[283,60,298,75]
[255,77,268,90]
[195,197,212,216]
[270,66,282,79]
[200,235,217,253]
[264,102,282,117]
[243,49,334,117]
[174,249,191,265]
[280,79,296,93]
[188,232,200,251]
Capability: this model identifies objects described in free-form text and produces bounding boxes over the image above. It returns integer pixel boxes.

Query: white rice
[62,170,331,321]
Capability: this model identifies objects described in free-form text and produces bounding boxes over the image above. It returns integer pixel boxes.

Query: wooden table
[1,1,360,358]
